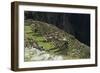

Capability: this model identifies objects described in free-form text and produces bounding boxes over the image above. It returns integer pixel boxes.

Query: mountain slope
[24,20,90,61]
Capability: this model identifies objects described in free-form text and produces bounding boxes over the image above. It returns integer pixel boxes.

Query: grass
[24,25,55,50]
[24,26,32,33]
[32,35,45,42]
[37,42,54,50]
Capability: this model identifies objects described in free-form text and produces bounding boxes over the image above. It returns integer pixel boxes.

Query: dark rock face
[68,14,90,46]
[24,11,90,46]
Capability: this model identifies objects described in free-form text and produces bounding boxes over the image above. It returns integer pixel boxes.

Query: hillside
[24,20,90,61]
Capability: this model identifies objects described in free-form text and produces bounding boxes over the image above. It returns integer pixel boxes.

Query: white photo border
[18,4,96,68]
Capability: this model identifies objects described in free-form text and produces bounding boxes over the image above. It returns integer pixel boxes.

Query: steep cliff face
[25,11,90,46]
[24,20,90,61]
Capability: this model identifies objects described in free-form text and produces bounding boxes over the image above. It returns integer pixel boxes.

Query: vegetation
[24,20,90,61]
